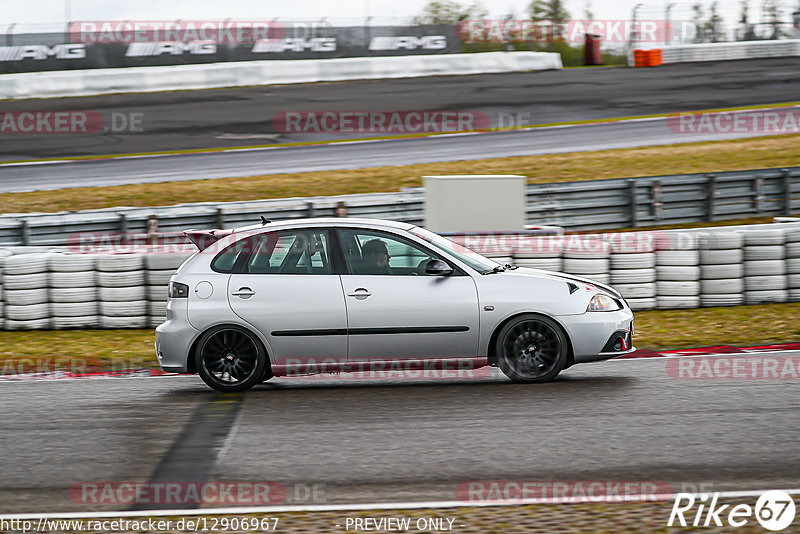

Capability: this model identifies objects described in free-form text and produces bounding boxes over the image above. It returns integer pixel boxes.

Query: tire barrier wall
[0,248,191,331]
[0,52,563,100]
[464,221,800,312]
[0,222,798,330]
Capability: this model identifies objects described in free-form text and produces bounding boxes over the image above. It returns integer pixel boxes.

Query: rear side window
[211,235,259,273]
[211,230,332,274]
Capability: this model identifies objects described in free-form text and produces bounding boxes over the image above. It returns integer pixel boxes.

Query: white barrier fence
[0,222,798,330]
[0,52,562,100]
[660,39,800,63]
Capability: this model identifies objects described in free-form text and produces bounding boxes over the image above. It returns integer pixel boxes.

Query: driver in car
[361,239,392,274]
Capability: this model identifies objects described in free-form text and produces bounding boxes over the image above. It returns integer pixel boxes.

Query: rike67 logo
[669,491,796,531]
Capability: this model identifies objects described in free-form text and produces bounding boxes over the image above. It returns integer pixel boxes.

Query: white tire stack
[562,237,610,285]
[0,250,10,329]
[2,253,51,330]
[655,233,700,309]
[49,254,99,329]
[609,233,656,311]
[145,253,190,328]
[698,231,744,307]
[512,237,563,272]
[96,254,147,329]
[786,229,800,302]
[742,229,787,305]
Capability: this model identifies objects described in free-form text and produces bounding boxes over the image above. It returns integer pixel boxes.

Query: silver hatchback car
[155,218,635,392]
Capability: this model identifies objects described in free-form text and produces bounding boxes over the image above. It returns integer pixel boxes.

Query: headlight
[586,293,622,312]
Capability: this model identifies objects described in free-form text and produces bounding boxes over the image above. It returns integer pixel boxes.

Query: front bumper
[557,308,635,363]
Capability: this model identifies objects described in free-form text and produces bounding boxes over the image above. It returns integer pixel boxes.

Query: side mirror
[424,258,453,276]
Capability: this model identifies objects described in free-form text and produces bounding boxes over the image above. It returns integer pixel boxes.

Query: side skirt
[271,357,489,377]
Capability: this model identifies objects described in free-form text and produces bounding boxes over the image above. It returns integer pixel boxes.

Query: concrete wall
[0,52,563,99]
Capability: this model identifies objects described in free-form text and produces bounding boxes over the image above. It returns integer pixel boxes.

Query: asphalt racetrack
[2,352,798,514]
[2,57,799,160]
[0,58,799,191]
[0,114,787,193]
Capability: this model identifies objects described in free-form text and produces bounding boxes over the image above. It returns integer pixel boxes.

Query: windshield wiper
[481,265,507,275]
[505,263,519,270]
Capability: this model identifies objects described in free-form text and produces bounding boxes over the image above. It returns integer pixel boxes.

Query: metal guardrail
[0,166,797,245]
[527,166,800,230]
[0,191,427,247]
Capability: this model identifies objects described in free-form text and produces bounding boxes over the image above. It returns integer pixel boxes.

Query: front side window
[338,229,452,276]
[408,226,500,273]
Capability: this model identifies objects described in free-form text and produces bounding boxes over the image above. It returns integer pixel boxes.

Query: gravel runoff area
[15,496,799,533]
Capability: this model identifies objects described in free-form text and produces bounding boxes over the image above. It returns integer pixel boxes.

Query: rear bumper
[154,304,200,373]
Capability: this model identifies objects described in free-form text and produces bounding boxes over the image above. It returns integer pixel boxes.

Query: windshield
[408,227,501,273]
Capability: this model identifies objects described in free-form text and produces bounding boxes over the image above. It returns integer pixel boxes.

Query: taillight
[169,281,189,298]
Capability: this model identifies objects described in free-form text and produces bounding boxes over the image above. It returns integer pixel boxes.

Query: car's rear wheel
[196,325,266,392]
[496,314,568,383]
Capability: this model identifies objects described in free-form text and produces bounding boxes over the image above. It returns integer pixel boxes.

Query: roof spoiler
[184,229,233,251]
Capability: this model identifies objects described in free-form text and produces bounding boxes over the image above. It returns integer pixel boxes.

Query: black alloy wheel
[196,325,267,392]
[496,314,568,383]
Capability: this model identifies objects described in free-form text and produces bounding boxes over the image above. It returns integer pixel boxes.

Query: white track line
[610,348,800,362]
[2,488,799,520]
[0,160,75,167]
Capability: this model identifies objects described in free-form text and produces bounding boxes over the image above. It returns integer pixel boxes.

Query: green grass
[632,303,800,350]
[0,133,798,214]
[1,303,798,373]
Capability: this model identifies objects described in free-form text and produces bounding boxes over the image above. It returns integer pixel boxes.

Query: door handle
[232,287,256,299]
[347,288,372,298]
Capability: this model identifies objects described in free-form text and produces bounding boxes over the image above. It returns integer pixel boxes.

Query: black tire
[195,325,267,392]
[495,314,568,383]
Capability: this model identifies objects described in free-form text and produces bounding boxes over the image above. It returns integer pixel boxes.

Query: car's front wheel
[196,325,267,392]
[495,314,568,383]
